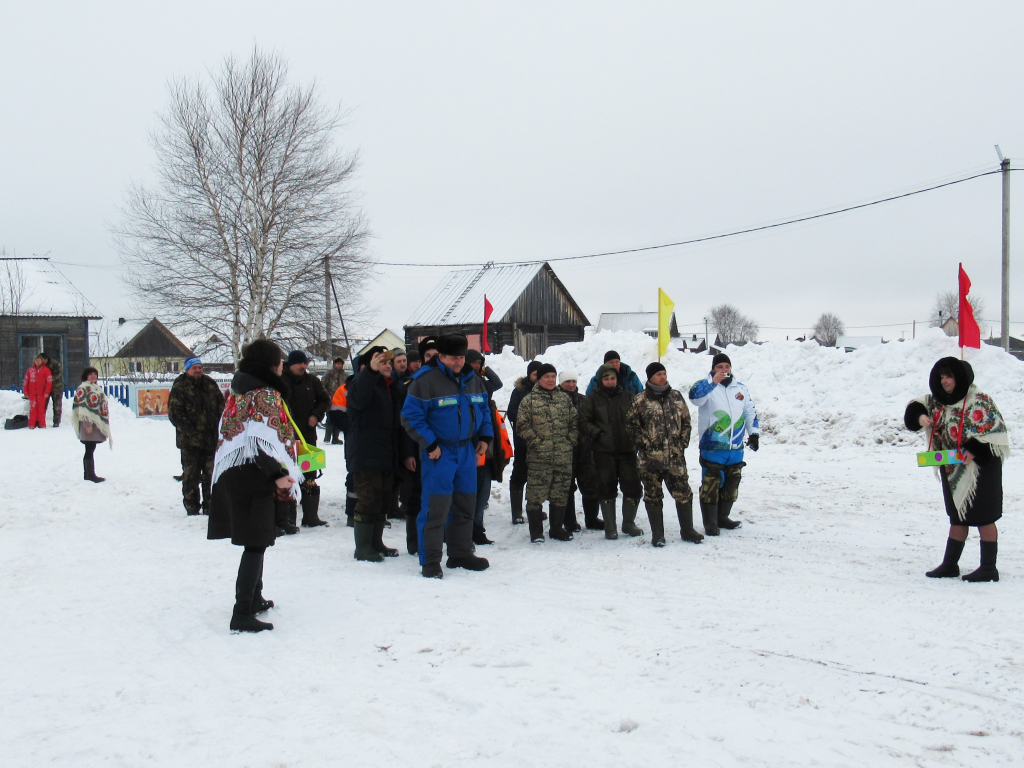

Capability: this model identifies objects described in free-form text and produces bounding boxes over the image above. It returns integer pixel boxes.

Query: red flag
[482,295,493,352]
[958,263,981,349]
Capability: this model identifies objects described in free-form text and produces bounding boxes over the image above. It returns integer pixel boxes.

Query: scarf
[913,384,1011,519]
[70,382,112,447]
[212,385,302,500]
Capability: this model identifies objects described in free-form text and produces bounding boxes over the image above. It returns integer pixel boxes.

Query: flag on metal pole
[958,263,981,350]
[482,295,493,352]
[658,288,674,360]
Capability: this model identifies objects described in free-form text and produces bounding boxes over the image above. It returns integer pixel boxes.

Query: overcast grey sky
[3,1,1023,342]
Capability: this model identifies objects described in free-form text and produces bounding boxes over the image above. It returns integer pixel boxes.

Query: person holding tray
[904,357,1011,582]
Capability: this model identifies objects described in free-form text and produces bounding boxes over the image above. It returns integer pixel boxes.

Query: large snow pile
[0,390,30,421]
[484,328,1024,449]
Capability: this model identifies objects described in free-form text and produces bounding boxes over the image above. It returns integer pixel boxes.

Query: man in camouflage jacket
[169,357,226,515]
[515,363,579,542]
[625,362,703,546]
[41,354,64,427]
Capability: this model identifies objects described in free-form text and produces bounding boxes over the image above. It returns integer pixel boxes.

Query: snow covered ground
[2,331,1023,767]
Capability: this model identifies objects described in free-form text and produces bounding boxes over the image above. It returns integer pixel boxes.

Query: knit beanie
[645,362,666,379]
[711,353,731,370]
[466,349,484,365]
[604,350,621,363]
[558,368,578,384]
[287,350,308,366]
[526,360,542,377]
[536,363,557,379]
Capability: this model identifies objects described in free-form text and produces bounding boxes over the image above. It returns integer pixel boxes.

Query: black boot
[962,541,999,582]
[700,501,720,536]
[717,500,741,530]
[275,498,299,536]
[446,554,490,570]
[84,454,105,483]
[549,505,573,541]
[676,499,704,543]
[582,497,604,530]
[563,495,582,533]
[406,511,420,555]
[926,537,965,578]
[646,500,666,547]
[601,499,618,540]
[621,497,643,537]
[372,517,400,557]
[354,521,384,562]
[300,483,329,527]
[230,550,273,632]
[252,559,274,613]
[472,531,494,545]
[526,504,545,543]
[511,482,526,524]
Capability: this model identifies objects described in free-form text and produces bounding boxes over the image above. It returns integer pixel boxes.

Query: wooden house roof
[114,318,194,359]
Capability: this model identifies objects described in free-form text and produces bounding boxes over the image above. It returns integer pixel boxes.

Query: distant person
[391,349,409,378]
[585,351,643,396]
[322,357,347,445]
[466,349,503,394]
[401,333,493,578]
[23,354,53,429]
[168,357,225,516]
[559,369,601,532]
[516,364,579,542]
[282,350,330,531]
[419,336,439,366]
[580,364,643,539]
[468,351,511,545]
[71,366,110,483]
[404,350,422,380]
[208,339,300,633]
[627,362,702,547]
[40,353,64,427]
[688,354,759,535]
[904,357,1009,582]
[506,360,542,524]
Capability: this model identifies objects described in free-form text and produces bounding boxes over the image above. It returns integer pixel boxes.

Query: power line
[375,166,1014,268]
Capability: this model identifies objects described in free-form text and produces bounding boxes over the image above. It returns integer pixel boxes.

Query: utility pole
[997,147,1011,352]
[704,316,709,350]
[325,261,333,360]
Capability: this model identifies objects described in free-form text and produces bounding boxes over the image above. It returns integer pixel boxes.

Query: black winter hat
[418,337,438,359]
[359,345,387,371]
[436,333,469,357]
[929,357,974,405]
[604,350,621,363]
[466,349,484,365]
[711,353,731,370]
[406,350,421,363]
[536,363,557,379]
[243,339,284,369]
[287,350,309,366]
[526,360,543,377]
[646,362,666,379]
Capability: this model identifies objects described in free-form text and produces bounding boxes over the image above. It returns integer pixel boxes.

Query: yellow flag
[658,288,674,359]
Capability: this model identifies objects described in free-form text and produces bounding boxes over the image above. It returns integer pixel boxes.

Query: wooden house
[91,318,195,377]
[404,262,589,360]
[0,257,100,390]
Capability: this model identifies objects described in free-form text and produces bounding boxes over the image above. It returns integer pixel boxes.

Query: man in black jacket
[347,346,417,561]
[506,360,542,524]
[168,357,225,516]
[282,350,331,532]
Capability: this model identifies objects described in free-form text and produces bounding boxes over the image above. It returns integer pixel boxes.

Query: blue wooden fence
[3,384,129,407]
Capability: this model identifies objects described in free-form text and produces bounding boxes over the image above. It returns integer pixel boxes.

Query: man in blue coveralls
[401,333,494,578]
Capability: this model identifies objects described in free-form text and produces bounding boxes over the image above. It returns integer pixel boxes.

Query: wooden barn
[0,257,100,391]
[404,262,590,360]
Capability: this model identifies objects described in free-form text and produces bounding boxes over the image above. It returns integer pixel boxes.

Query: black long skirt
[208,463,277,547]
[941,459,1003,527]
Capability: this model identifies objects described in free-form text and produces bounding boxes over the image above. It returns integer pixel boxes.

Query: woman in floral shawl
[70,367,110,483]
[208,340,301,633]
[904,357,1011,582]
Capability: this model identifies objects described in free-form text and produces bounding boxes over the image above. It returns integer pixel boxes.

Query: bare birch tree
[114,48,371,362]
[812,312,845,346]
[0,252,29,385]
[929,290,984,327]
[709,304,759,344]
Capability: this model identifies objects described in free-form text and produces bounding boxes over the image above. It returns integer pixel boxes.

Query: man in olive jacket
[516,363,579,542]
[168,357,226,515]
[626,362,702,547]
[579,363,643,539]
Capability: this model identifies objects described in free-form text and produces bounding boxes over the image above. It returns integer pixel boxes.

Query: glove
[747,434,759,452]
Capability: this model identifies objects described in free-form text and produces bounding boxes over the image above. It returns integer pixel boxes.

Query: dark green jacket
[579,383,636,455]
[168,373,225,451]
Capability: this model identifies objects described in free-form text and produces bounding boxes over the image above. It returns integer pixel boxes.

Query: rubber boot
[564,495,582,534]
[717,500,742,530]
[621,497,643,537]
[406,511,419,555]
[549,505,573,541]
[372,517,400,557]
[676,499,704,543]
[230,550,273,632]
[300,483,329,527]
[962,541,999,582]
[926,537,964,578]
[84,454,105,483]
[583,497,604,530]
[275,498,299,536]
[526,504,545,543]
[510,482,526,524]
[601,499,618,540]
[354,522,384,562]
[700,501,720,536]
[646,500,665,547]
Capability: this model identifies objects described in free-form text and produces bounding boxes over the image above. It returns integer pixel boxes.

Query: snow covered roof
[406,263,545,326]
[836,336,884,349]
[1,258,101,318]
[596,312,679,335]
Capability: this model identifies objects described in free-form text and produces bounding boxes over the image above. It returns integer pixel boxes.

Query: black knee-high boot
[926,537,965,578]
[962,541,999,582]
[230,549,273,632]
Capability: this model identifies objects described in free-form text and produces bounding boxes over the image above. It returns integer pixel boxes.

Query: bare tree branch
[709,304,759,344]
[812,313,845,346]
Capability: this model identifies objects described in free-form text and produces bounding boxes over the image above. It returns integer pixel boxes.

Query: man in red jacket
[23,355,53,429]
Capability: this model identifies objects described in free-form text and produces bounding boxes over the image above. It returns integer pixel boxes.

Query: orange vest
[479,409,514,465]
[332,384,347,408]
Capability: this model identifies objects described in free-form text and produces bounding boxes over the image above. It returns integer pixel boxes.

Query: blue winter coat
[401,361,494,451]
[585,361,643,397]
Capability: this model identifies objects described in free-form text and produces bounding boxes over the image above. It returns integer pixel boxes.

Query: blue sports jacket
[401,360,494,451]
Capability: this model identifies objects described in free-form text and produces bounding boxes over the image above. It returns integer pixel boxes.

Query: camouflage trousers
[352,470,397,525]
[526,457,573,510]
[639,467,693,504]
[181,448,214,514]
[50,393,62,426]
[698,456,744,504]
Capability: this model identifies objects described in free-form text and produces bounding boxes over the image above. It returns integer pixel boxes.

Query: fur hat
[711,353,731,370]
[536,363,557,379]
[436,333,469,357]
[558,368,578,384]
[604,350,621,363]
[929,357,974,405]
[418,337,438,359]
[359,345,387,371]
[287,350,309,366]
[645,362,666,379]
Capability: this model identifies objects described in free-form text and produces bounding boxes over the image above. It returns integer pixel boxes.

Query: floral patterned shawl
[70,382,111,447]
